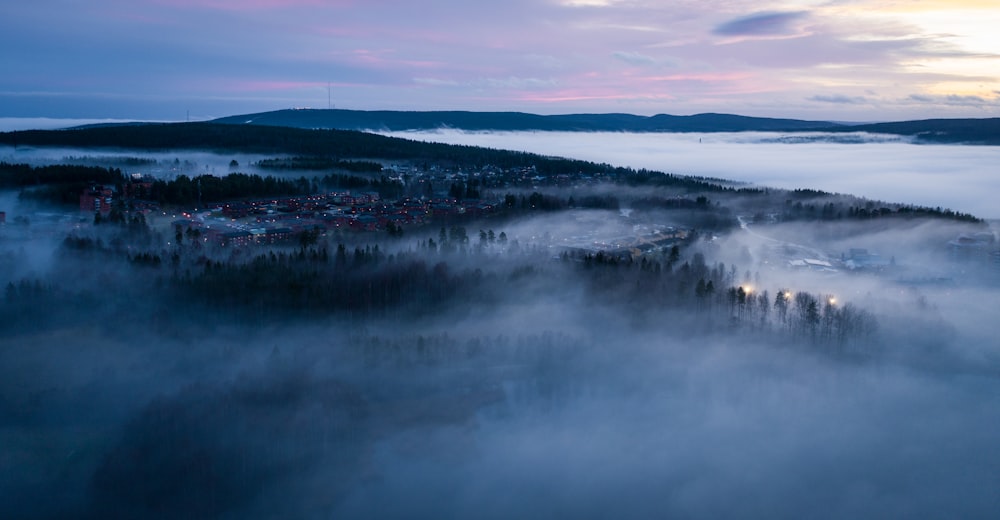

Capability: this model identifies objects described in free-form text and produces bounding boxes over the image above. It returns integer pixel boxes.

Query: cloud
[905,93,999,107]
[613,51,658,66]
[809,94,869,104]
[714,11,810,37]
[945,94,987,105]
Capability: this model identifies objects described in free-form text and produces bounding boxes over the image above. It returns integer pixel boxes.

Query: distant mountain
[43,109,1000,146]
[209,109,1000,144]
[833,118,1000,145]
[210,109,842,133]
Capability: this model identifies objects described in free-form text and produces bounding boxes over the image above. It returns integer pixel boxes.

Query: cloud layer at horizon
[1,1,999,120]
[381,129,1000,219]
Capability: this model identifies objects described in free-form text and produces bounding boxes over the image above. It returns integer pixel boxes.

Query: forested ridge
[205,109,1000,145]
[209,108,840,133]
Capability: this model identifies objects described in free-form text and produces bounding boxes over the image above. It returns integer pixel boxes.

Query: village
[76,165,515,249]
[61,167,1000,277]
[68,160,667,254]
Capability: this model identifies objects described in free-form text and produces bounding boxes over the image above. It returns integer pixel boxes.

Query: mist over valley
[1,123,999,518]
[382,129,1000,220]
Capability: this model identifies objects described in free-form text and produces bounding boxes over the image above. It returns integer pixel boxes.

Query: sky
[1,0,1000,122]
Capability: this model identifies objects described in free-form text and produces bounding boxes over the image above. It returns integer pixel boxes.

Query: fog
[381,130,1000,220]
[3,148,1000,518]
[0,145,282,179]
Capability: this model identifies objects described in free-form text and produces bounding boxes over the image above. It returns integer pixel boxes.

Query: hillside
[210,109,841,133]
[206,109,1000,144]
[838,118,1000,144]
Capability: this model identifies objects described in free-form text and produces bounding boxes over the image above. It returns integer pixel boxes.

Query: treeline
[0,162,125,188]
[138,172,404,206]
[0,123,582,171]
[318,173,403,198]
[620,168,766,194]
[162,240,879,348]
[172,247,467,319]
[1,163,405,208]
[184,238,879,348]
[61,155,157,167]
[1,162,127,205]
[780,197,982,224]
[256,157,383,173]
[569,249,878,349]
[143,173,313,206]
[0,124,732,193]
[3,221,881,353]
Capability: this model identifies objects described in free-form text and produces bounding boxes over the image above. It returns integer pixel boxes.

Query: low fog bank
[706,216,1000,354]
[4,311,999,519]
[3,201,1000,518]
[381,130,1000,220]
[0,146,285,180]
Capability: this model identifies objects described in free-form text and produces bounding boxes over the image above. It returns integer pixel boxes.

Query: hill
[836,118,1000,145]
[210,109,841,133]
[0,121,701,182]
[206,109,1000,144]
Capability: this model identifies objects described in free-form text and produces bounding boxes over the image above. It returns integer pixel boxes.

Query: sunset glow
[1,1,998,120]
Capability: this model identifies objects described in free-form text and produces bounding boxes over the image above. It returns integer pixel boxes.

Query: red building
[80,185,114,214]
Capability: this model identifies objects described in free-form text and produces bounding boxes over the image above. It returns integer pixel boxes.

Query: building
[80,185,114,214]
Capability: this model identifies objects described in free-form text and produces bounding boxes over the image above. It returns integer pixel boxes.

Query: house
[258,227,293,244]
[220,202,253,219]
[405,209,427,224]
[122,177,154,199]
[787,258,837,272]
[216,230,253,247]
